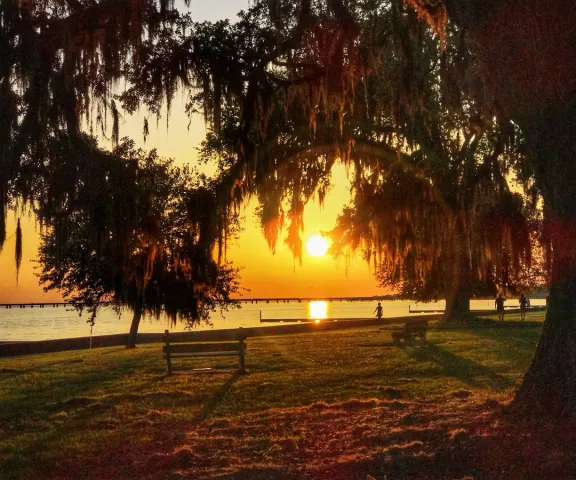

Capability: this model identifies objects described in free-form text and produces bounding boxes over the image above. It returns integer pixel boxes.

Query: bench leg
[166,353,172,375]
[239,338,246,374]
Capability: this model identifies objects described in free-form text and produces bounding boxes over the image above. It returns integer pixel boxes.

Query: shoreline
[0,306,548,357]
[0,314,442,357]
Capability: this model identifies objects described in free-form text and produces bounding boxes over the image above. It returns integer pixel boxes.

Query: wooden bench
[391,320,428,346]
[163,330,246,375]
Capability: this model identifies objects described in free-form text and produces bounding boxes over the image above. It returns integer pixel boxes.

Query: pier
[0,296,396,309]
[0,302,70,309]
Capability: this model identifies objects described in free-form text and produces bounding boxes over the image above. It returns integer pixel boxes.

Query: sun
[306,235,329,257]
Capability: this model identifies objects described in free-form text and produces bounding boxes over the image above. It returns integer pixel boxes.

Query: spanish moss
[15,218,22,283]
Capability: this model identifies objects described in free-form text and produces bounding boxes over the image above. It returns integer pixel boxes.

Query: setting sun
[306,235,329,257]
[309,301,328,319]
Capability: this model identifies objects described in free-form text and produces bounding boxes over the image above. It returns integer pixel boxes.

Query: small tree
[38,139,241,348]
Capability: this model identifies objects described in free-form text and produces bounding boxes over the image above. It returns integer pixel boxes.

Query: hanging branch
[15,218,22,283]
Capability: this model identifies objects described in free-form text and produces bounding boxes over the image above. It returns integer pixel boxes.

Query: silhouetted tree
[1,1,244,342]
[405,0,576,417]
[323,10,531,322]
[38,138,241,348]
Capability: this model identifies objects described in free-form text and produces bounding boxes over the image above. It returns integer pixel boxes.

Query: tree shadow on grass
[466,316,542,330]
[406,344,514,391]
[195,372,242,422]
[464,316,543,350]
[0,357,86,382]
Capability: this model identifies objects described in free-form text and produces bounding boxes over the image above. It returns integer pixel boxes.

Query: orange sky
[0,0,383,303]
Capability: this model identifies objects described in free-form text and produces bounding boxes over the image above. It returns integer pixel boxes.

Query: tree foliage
[37,138,241,341]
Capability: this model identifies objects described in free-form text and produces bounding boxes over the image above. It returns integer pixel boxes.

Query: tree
[38,138,241,348]
[129,1,531,325]
[1,1,245,344]
[323,10,531,322]
[404,0,576,416]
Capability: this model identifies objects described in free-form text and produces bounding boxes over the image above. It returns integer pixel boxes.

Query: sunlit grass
[0,311,546,479]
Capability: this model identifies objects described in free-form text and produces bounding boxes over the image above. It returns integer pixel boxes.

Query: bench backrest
[163,342,244,354]
[404,321,428,333]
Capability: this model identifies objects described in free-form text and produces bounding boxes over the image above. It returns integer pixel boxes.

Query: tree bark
[513,235,576,414]
[126,301,144,349]
[510,101,576,415]
[442,220,471,324]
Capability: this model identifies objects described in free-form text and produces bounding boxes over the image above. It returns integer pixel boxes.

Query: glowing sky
[0,0,383,303]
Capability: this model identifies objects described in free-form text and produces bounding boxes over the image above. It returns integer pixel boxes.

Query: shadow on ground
[44,392,576,480]
[406,343,514,390]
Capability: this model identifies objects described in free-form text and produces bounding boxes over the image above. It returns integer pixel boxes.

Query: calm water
[0,298,546,341]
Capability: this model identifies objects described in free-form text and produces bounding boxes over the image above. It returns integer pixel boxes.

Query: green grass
[0,311,545,479]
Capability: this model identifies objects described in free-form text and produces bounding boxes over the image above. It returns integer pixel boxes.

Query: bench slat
[164,343,244,354]
[163,351,240,358]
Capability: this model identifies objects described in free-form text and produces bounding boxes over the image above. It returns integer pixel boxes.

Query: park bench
[391,320,428,346]
[163,330,246,375]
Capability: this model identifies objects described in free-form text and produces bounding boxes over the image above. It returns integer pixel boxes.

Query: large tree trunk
[513,235,576,414]
[442,220,471,323]
[511,101,576,414]
[126,301,144,349]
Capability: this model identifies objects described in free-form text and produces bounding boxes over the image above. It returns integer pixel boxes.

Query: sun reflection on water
[309,301,328,320]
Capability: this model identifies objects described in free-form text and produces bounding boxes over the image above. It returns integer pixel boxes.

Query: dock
[0,302,70,309]
[0,296,397,309]
[259,317,375,323]
[408,305,547,314]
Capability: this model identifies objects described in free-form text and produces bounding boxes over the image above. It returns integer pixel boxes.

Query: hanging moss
[15,218,22,283]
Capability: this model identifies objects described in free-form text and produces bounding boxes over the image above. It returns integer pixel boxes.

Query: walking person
[374,302,383,323]
[519,293,529,321]
[495,294,505,321]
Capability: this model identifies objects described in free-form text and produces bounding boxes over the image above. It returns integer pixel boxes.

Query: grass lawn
[2,311,573,480]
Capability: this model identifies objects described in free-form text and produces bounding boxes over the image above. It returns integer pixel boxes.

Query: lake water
[0,298,546,342]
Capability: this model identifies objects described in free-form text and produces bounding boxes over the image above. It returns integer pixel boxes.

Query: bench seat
[163,351,240,358]
[392,320,428,346]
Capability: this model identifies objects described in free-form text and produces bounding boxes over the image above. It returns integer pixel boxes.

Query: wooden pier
[0,302,70,309]
[0,296,396,309]
[408,305,547,314]
[260,317,375,323]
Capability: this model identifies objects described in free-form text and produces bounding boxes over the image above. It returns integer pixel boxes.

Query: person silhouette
[519,293,529,321]
[374,302,383,322]
[495,294,505,321]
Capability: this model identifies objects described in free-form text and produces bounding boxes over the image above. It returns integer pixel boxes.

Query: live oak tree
[37,138,241,348]
[118,0,362,258]
[325,9,532,323]
[404,0,576,416]
[181,2,532,323]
